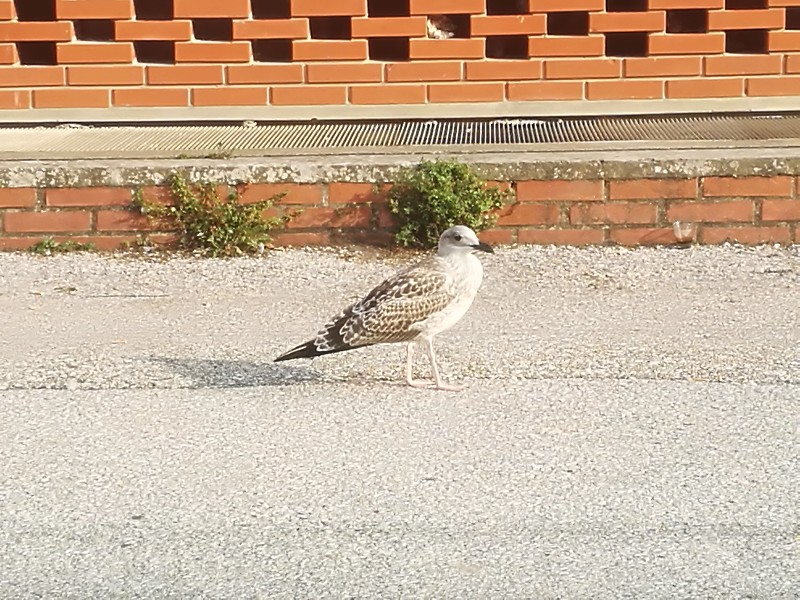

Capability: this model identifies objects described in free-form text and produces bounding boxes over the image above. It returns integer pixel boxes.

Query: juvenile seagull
[274,225,493,391]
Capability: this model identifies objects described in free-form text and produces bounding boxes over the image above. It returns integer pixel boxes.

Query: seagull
[274,225,493,390]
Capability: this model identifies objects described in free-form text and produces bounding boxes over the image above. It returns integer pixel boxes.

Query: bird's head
[437,225,494,256]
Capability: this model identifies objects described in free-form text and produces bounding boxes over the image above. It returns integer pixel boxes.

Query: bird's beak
[472,242,494,253]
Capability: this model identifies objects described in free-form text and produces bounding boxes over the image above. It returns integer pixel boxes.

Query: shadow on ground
[150,357,323,388]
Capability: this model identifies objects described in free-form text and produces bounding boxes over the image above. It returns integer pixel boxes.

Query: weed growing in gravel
[387,159,511,248]
[133,173,287,257]
[30,237,95,255]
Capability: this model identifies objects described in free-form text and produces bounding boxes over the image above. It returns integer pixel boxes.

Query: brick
[192,87,267,106]
[228,64,303,85]
[56,0,133,19]
[747,76,800,96]
[238,183,323,206]
[589,11,666,32]
[328,182,387,204]
[536,0,605,10]
[175,42,250,63]
[386,61,461,82]
[624,56,702,77]
[271,85,347,105]
[518,228,605,246]
[0,21,72,41]
[708,8,784,30]
[586,79,663,100]
[349,83,426,104]
[0,42,18,64]
[270,231,330,246]
[497,203,560,226]
[609,179,697,200]
[0,238,40,251]
[0,66,63,87]
[667,200,754,222]
[112,87,190,107]
[46,188,131,207]
[649,0,723,7]
[0,1,15,20]
[0,187,36,208]
[409,39,485,60]
[699,226,791,244]
[666,77,744,98]
[787,55,800,73]
[649,32,725,54]
[476,228,514,245]
[307,63,382,83]
[292,40,368,61]
[147,65,224,85]
[610,227,677,246]
[115,20,192,41]
[96,210,163,231]
[768,31,800,52]
[762,199,800,221]
[67,66,144,86]
[33,88,109,108]
[470,15,546,36]
[174,0,249,18]
[4,211,91,233]
[570,202,657,225]
[58,42,136,64]
[705,55,781,76]
[351,16,427,37]
[409,0,485,13]
[428,82,505,103]
[0,89,29,108]
[703,176,792,197]
[516,180,604,202]
[507,81,585,100]
[544,58,621,79]
[290,0,367,17]
[233,19,308,40]
[465,60,542,81]
[529,36,604,57]
[286,205,372,229]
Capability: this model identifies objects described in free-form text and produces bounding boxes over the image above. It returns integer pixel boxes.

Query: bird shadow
[148,356,324,389]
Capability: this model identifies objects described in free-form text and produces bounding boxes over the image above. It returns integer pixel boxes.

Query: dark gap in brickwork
[13,0,55,21]
[547,12,589,36]
[787,8,800,30]
[133,0,173,20]
[486,35,528,59]
[252,39,292,62]
[725,29,768,53]
[192,19,233,41]
[74,20,116,41]
[486,0,527,16]
[309,17,352,40]
[605,32,648,56]
[251,0,290,19]
[368,0,409,17]
[606,0,647,12]
[16,41,57,64]
[725,0,766,9]
[368,38,409,61]
[666,9,708,33]
[134,41,175,63]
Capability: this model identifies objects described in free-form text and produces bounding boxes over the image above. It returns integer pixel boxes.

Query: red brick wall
[0,0,799,112]
[1,176,798,249]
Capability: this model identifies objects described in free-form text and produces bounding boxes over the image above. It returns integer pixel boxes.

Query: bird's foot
[406,378,436,389]
[434,381,465,392]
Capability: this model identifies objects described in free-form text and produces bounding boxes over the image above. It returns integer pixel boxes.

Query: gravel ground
[0,243,798,598]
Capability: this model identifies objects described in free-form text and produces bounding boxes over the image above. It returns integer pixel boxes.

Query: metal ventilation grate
[1,113,800,159]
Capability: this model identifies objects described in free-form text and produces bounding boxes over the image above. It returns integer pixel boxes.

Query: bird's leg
[405,341,434,388]
[425,338,464,392]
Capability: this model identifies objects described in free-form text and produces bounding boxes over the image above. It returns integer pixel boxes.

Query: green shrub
[133,172,286,257]
[30,237,94,255]
[386,159,510,248]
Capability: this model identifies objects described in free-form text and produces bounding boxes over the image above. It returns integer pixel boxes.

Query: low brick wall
[1,156,799,249]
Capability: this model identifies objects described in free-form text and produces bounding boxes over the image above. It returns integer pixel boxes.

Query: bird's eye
[453,234,462,241]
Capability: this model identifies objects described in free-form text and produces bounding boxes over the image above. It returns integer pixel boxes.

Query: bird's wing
[315,258,456,351]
